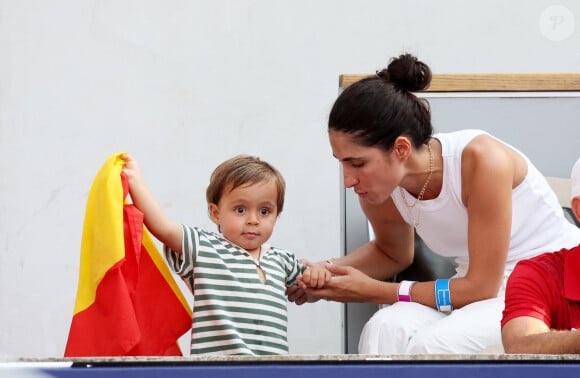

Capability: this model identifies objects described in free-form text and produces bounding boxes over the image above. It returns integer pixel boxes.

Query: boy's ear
[572,197,580,223]
[208,203,220,225]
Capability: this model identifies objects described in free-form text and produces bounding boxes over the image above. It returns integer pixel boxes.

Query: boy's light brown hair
[206,155,286,214]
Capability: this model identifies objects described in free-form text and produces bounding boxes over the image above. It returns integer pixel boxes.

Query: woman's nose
[343,171,357,188]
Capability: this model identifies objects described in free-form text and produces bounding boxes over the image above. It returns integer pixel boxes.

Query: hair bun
[383,53,432,92]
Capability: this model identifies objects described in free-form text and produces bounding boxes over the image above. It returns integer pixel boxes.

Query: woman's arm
[330,196,415,280]
[121,154,183,253]
[406,135,519,312]
[300,196,414,304]
[452,135,520,305]
[403,135,524,311]
[406,135,518,310]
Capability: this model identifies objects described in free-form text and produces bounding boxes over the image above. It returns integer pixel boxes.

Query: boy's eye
[235,207,246,214]
[260,208,272,216]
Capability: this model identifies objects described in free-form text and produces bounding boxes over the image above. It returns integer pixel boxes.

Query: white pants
[358,297,505,354]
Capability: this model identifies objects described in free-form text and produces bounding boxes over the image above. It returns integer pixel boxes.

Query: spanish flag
[65,152,192,357]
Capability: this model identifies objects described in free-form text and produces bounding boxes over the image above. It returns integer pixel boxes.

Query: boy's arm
[121,154,183,253]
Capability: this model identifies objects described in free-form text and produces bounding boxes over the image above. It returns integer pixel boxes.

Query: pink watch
[397,280,417,302]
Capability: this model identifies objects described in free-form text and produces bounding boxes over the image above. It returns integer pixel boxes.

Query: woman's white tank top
[391,129,580,276]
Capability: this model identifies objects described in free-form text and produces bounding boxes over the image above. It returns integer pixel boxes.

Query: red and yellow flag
[65,152,192,357]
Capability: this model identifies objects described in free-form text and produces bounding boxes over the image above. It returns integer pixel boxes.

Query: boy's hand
[120,154,149,198]
[120,154,141,184]
[298,265,332,289]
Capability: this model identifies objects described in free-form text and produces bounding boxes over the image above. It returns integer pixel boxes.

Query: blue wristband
[435,279,453,313]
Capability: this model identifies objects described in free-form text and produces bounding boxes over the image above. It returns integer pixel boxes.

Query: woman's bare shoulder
[462,134,526,187]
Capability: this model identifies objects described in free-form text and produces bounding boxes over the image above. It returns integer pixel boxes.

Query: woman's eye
[235,207,246,214]
[351,162,364,168]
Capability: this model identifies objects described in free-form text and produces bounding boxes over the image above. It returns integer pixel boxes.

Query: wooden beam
[339,73,580,92]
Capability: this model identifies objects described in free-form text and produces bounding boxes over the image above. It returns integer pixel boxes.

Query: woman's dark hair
[328,53,433,150]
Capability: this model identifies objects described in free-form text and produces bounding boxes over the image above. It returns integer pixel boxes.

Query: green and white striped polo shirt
[164,225,305,355]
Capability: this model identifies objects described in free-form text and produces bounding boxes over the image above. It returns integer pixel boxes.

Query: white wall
[1,0,578,358]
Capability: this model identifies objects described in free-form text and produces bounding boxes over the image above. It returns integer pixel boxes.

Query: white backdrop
[1,0,579,358]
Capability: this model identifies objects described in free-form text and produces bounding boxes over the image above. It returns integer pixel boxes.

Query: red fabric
[564,246,580,301]
[502,245,580,330]
[65,173,191,357]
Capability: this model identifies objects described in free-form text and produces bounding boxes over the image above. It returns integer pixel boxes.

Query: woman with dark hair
[294,53,580,353]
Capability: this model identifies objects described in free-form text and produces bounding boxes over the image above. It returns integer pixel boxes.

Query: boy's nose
[246,212,259,224]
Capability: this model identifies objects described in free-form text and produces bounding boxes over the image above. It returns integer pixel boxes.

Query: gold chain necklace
[399,140,433,226]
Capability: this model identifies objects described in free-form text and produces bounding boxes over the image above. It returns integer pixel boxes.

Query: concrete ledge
[5,353,580,364]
